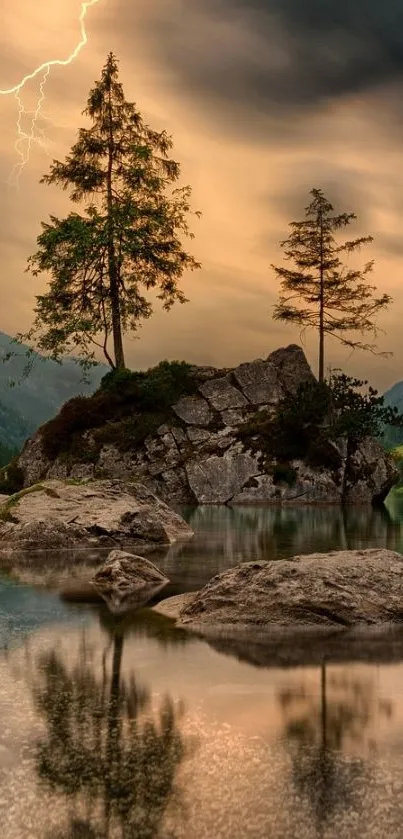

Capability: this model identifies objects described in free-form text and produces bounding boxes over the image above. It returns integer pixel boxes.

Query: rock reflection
[158,503,403,590]
[278,666,393,836]
[30,619,188,838]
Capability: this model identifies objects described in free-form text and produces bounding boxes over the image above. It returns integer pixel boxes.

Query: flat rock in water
[92,549,169,614]
[177,549,403,632]
[152,592,197,618]
[0,479,193,550]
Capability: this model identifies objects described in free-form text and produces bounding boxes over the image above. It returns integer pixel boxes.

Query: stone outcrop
[13,345,398,506]
[92,549,170,613]
[0,479,193,551]
[176,549,403,633]
[344,437,398,504]
[186,445,260,504]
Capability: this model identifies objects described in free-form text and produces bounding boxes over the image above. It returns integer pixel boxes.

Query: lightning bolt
[0,0,101,188]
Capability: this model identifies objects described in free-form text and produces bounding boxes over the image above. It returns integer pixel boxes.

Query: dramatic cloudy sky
[1,0,403,388]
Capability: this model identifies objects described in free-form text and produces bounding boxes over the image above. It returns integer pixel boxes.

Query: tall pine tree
[272,188,391,381]
[23,53,201,370]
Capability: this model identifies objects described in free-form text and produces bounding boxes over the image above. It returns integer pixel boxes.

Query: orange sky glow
[1,0,403,390]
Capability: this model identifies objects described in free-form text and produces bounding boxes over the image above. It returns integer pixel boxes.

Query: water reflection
[3,497,403,600]
[30,616,189,839]
[158,500,403,590]
[0,577,92,650]
[3,607,403,838]
[278,666,394,837]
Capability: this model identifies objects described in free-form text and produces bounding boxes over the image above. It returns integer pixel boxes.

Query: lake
[2,494,403,838]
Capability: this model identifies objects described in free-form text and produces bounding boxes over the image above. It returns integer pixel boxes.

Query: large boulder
[177,549,403,633]
[92,549,169,613]
[0,479,193,551]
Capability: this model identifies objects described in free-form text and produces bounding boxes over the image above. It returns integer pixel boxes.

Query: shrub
[41,394,115,459]
[0,458,25,495]
[328,372,403,441]
[100,360,198,409]
[238,374,398,474]
[306,436,343,472]
[238,381,331,462]
[100,367,137,393]
[41,360,198,460]
[272,464,298,487]
[95,412,166,452]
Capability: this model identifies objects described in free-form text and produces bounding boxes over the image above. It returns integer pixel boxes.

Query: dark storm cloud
[136,0,403,115]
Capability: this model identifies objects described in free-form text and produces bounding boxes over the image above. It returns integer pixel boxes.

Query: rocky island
[5,344,398,506]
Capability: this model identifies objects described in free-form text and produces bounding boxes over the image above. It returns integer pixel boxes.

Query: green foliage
[327,372,403,440]
[0,458,25,495]
[272,188,391,380]
[41,360,197,460]
[239,373,402,472]
[239,381,333,464]
[272,464,298,487]
[100,367,136,392]
[380,381,403,448]
[382,425,403,449]
[95,413,166,453]
[22,52,201,370]
[100,360,197,408]
[390,446,403,487]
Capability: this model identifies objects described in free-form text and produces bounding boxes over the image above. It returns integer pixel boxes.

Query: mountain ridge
[0,332,107,458]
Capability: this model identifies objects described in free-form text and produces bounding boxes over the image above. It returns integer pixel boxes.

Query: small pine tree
[23,53,201,370]
[272,188,391,381]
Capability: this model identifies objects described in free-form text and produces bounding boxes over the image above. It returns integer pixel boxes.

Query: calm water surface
[2,495,403,838]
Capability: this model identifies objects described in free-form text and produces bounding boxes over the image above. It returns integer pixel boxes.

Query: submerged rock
[0,479,193,551]
[177,549,403,632]
[92,549,169,614]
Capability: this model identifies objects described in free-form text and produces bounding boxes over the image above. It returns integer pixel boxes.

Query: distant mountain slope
[382,380,403,448]
[0,332,107,455]
[384,381,403,412]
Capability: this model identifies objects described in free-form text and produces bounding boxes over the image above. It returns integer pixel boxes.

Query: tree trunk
[319,321,324,383]
[104,632,124,835]
[106,85,125,370]
[321,663,327,751]
[318,212,325,382]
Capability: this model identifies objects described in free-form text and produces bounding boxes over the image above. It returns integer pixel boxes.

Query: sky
[1,0,403,390]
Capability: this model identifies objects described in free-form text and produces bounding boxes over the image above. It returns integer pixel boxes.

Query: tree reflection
[31,622,187,839]
[161,503,403,590]
[278,664,393,837]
